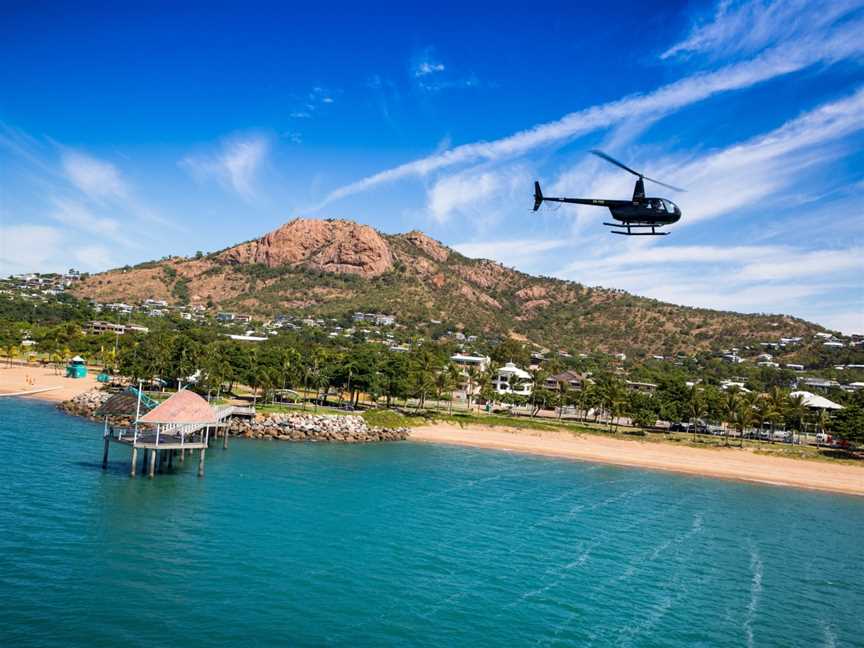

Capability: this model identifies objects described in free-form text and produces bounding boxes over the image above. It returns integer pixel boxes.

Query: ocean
[0,398,861,647]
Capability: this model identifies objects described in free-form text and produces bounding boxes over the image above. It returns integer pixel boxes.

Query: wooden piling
[148,449,156,479]
[130,447,138,478]
[197,448,206,478]
[223,427,228,450]
[102,436,110,469]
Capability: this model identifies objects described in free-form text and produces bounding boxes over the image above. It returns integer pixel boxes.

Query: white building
[451,353,490,371]
[492,362,533,397]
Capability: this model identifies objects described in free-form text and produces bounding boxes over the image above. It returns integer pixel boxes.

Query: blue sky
[1,0,862,333]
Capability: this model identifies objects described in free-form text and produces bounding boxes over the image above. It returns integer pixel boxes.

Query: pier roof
[96,391,155,418]
[139,390,218,425]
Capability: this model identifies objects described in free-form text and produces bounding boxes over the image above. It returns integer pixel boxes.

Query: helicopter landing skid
[602,222,668,236]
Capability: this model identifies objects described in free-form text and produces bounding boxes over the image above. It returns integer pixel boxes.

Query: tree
[688,385,706,442]
[464,365,480,411]
[720,389,740,446]
[379,353,409,409]
[785,393,808,445]
[733,397,754,448]
[489,340,530,368]
[445,363,462,414]
[753,395,778,445]
[830,394,864,446]
[598,378,627,432]
[408,345,442,409]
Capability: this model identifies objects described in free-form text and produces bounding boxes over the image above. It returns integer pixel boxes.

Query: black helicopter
[533,150,684,235]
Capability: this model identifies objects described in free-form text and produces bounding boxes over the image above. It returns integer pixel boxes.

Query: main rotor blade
[641,175,686,193]
[590,149,685,192]
[590,150,642,178]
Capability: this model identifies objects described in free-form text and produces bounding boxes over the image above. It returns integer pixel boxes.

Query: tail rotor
[533,181,543,211]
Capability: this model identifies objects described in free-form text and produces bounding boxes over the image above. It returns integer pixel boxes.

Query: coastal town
[2,270,862,461]
[3,2,864,645]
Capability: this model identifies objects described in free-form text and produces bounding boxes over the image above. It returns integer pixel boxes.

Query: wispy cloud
[415,61,445,77]
[661,0,864,60]
[555,242,864,333]
[318,17,864,207]
[289,86,338,119]
[644,86,864,226]
[180,134,270,200]
[0,225,64,275]
[50,199,137,248]
[453,238,569,263]
[427,170,502,223]
[61,150,127,199]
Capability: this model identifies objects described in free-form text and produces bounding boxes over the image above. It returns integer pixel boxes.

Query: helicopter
[533,150,684,235]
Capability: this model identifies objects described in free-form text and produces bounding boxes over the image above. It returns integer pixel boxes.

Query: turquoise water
[1,399,862,647]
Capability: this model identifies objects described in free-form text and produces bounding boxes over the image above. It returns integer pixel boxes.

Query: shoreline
[0,365,100,403]
[410,424,864,497]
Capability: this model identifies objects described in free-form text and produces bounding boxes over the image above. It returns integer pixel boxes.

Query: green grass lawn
[246,401,861,466]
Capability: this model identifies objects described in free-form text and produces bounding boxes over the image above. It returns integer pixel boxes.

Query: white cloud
[453,239,569,263]
[645,87,864,226]
[180,134,270,200]
[72,244,116,270]
[61,151,127,199]
[427,171,502,223]
[0,225,63,275]
[415,61,445,77]
[661,0,863,60]
[816,311,863,335]
[737,248,864,281]
[554,241,864,332]
[318,18,864,207]
[49,199,133,246]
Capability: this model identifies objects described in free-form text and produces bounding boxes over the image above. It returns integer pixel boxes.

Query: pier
[98,389,254,479]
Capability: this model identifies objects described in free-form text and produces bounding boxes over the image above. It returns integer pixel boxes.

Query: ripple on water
[1,399,863,647]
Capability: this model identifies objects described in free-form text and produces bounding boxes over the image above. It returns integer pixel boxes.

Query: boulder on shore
[58,389,111,420]
[228,413,409,443]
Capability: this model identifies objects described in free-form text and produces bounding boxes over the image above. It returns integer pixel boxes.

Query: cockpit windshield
[662,199,676,213]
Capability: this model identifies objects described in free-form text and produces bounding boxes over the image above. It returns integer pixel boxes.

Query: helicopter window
[662,199,675,212]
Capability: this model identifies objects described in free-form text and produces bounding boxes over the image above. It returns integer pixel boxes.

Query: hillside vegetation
[72,218,824,356]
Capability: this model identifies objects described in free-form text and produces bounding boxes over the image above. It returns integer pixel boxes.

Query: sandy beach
[411,424,864,496]
[0,364,99,403]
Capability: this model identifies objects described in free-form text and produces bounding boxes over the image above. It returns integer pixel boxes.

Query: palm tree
[601,380,626,432]
[816,408,831,446]
[688,385,706,442]
[556,380,568,420]
[786,393,808,445]
[445,363,462,415]
[767,387,788,443]
[753,395,776,445]
[579,383,597,423]
[733,398,754,448]
[720,389,740,446]
[4,344,20,368]
[49,350,64,375]
[464,365,479,412]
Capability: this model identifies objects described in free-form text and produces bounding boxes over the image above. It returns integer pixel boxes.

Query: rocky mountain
[72,218,825,355]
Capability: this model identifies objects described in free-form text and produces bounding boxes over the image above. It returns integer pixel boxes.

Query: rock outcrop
[219,218,394,277]
[400,231,450,262]
[58,389,111,420]
[228,413,409,443]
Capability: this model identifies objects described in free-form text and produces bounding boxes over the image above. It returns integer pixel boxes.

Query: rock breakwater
[58,389,111,420]
[228,413,409,443]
